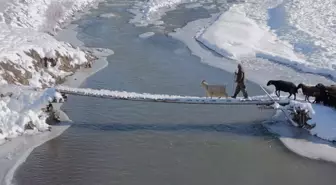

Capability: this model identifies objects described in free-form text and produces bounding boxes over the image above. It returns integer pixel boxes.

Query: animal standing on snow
[201,80,228,98]
[266,80,297,100]
[297,83,320,103]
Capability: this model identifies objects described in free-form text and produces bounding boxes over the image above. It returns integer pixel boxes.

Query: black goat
[315,83,336,107]
[267,80,297,100]
[297,83,320,103]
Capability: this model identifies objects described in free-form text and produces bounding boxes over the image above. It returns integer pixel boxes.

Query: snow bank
[308,104,336,141]
[0,0,100,88]
[2,0,99,32]
[284,0,336,76]
[0,85,63,144]
[196,2,336,80]
[197,5,305,64]
[0,23,91,88]
[277,100,336,142]
[169,15,334,90]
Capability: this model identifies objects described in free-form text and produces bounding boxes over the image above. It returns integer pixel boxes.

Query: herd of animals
[201,79,336,108]
[266,80,336,106]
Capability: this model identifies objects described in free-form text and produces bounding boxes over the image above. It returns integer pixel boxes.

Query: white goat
[201,80,228,98]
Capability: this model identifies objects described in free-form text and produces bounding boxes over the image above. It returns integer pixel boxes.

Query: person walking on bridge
[231,64,248,99]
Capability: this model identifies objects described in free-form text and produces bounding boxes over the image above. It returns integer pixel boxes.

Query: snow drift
[196,5,305,64]
[0,0,100,88]
[0,85,63,144]
[284,0,336,77]
[197,2,336,80]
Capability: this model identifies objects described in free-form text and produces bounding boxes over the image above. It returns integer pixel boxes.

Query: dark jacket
[235,68,245,84]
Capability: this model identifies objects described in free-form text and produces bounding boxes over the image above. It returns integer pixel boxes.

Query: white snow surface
[197,5,305,63]
[0,85,63,144]
[0,0,101,88]
[196,1,336,80]
[169,15,334,88]
[2,0,98,32]
[283,0,336,77]
[308,104,336,142]
[0,23,88,87]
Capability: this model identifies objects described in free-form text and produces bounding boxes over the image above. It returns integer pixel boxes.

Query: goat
[297,83,320,103]
[315,83,336,107]
[315,83,327,104]
[267,80,297,100]
[201,80,228,98]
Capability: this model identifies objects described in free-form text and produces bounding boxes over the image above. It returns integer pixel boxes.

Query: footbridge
[54,86,290,106]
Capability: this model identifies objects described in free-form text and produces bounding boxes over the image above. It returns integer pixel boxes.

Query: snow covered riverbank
[0,0,102,88]
[0,0,112,141]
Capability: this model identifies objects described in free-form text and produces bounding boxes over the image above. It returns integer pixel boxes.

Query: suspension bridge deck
[55,86,290,106]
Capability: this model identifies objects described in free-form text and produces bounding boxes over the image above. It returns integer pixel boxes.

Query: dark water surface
[14,1,336,185]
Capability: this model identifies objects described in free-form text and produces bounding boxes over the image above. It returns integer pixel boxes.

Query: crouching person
[232,64,248,99]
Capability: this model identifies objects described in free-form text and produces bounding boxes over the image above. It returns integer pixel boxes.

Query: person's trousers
[232,83,248,98]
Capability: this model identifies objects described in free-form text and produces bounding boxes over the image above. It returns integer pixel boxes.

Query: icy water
[14,1,336,185]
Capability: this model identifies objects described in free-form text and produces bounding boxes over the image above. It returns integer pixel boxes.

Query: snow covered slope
[196,1,336,80]
[0,0,103,144]
[0,85,63,145]
[197,5,304,63]
[0,0,100,88]
[2,0,98,32]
